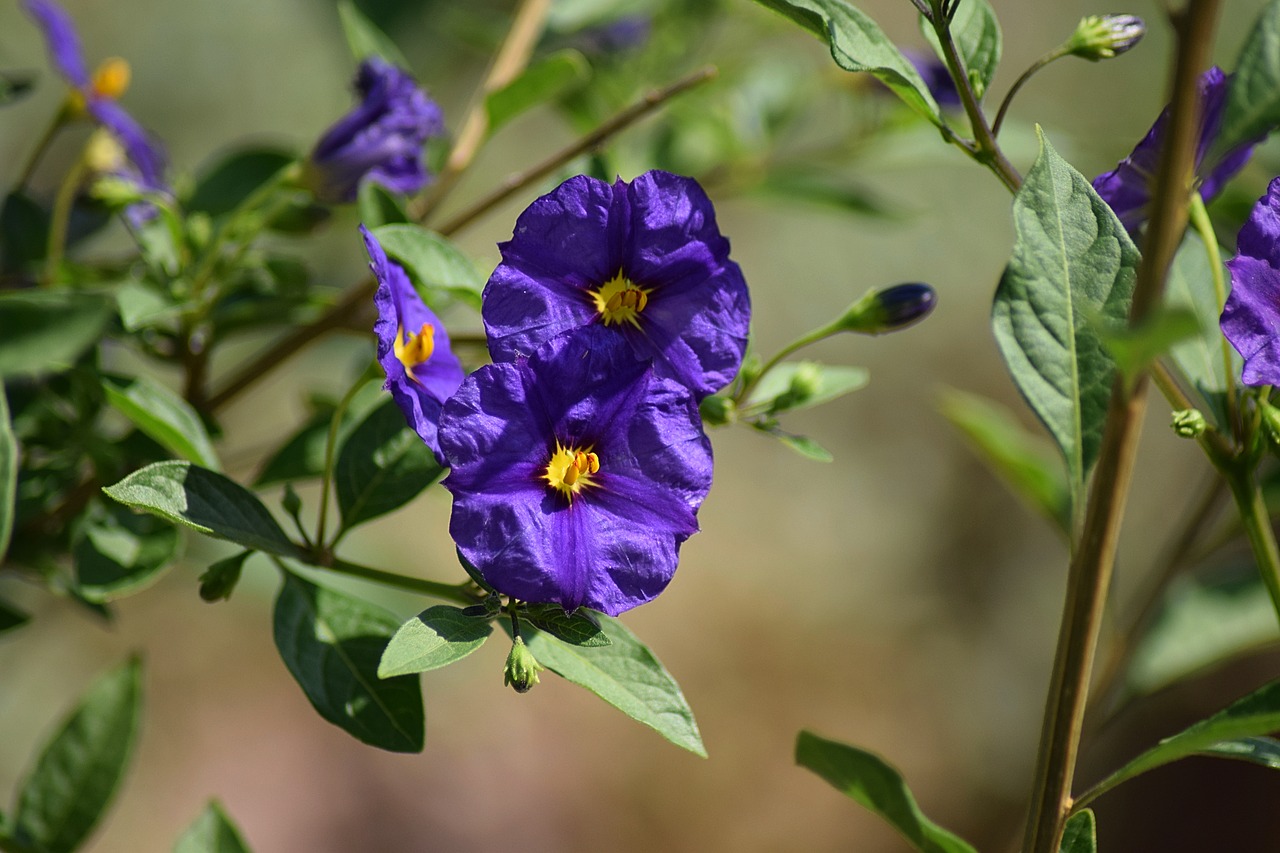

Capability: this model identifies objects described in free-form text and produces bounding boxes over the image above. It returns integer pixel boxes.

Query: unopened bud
[282,483,303,518]
[504,637,544,694]
[699,394,736,426]
[199,552,248,603]
[1171,408,1206,439]
[836,283,937,335]
[1065,15,1145,61]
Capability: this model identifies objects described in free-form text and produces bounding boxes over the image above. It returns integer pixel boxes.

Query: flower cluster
[368,171,750,615]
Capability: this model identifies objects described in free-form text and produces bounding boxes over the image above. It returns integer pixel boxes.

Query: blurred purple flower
[483,170,751,400]
[1093,67,1259,232]
[307,59,444,204]
[1222,177,1280,386]
[903,49,961,109]
[364,225,465,463]
[439,327,712,615]
[569,15,651,56]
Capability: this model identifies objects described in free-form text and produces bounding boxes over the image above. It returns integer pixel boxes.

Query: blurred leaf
[795,731,978,853]
[103,375,220,470]
[334,398,444,534]
[939,389,1070,532]
[1126,572,1278,698]
[1166,230,1236,426]
[337,0,409,68]
[103,461,302,558]
[1095,307,1200,383]
[1199,736,1280,770]
[174,800,252,853]
[131,204,182,277]
[754,424,834,462]
[198,551,250,603]
[524,603,610,647]
[115,280,181,333]
[1217,0,1280,160]
[991,129,1137,506]
[753,169,892,217]
[378,604,493,677]
[357,182,409,228]
[1,191,48,272]
[0,598,29,634]
[371,224,485,311]
[524,614,706,756]
[74,503,180,603]
[188,148,296,219]
[921,0,1000,99]
[752,0,942,125]
[273,573,424,752]
[11,657,142,853]
[1059,809,1096,853]
[1081,678,1280,808]
[0,71,36,106]
[0,387,14,563]
[486,50,591,135]
[745,361,869,415]
[0,291,112,379]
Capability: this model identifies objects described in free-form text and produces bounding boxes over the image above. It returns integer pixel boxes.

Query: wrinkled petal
[1223,178,1280,386]
[22,0,90,88]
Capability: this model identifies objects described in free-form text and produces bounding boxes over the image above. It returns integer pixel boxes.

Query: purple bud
[837,283,937,335]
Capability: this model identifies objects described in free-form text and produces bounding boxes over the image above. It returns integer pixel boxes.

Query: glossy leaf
[795,731,978,853]
[992,129,1138,504]
[11,658,142,853]
[273,573,424,752]
[174,800,252,853]
[370,224,485,311]
[187,148,295,219]
[524,614,706,756]
[0,386,14,563]
[1060,809,1096,853]
[523,603,610,647]
[752,0,942,125]
[921,0,1000,99]
[103,375,220,470]
[103,461,302,558]
[486,50,590,135]
[0,291,112,379]
[745,362,869,415]
[74,504,181,603]
[1217,0,1280,160]
[1199,736,1280,771]
[334,398,444,533]
[337,0,410,68]
[378,605,493,677]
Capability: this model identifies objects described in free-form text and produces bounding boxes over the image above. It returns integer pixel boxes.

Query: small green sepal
[1171,408,1208,439]
[504,636,545,694]
[1064,14,1145,61]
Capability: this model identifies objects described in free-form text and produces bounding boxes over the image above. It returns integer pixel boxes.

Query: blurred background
[3,0,1280,849]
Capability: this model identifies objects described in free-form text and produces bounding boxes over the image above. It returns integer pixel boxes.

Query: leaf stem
[42,151,90,286]
[1224,465,1280,626]
[16,106,69,191]
[322,555,478,605]
[316,373,373,549]
[991,47,1070,138]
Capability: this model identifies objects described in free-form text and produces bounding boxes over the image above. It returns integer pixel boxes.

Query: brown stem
[1021,3,1223,850]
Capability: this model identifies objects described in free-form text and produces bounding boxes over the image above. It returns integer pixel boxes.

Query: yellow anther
[590,272,651,328]
[394,322,435,379]
[543,443,600,500]
[563,463,580,487]
[91,58,131,100]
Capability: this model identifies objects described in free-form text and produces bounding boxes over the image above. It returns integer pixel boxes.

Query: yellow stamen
[543,443,600,500]
[394,322,435,381]
[91,58,131,100]
[590,271,651,328]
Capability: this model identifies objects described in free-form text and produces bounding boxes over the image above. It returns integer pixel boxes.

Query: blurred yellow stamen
[91,58,131,100]
[394,322,435,381]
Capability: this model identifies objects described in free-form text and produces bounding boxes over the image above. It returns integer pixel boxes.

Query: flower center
[543,443,600,500]
[394,322,435,381]
[591,272,650,328]
[91,58,131,100]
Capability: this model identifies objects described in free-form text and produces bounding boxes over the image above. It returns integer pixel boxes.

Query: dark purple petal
[22,0,90,89]
[309,59,443,204]
[87,99,167,192]
[1223,178,1280,386]
[364,225,464,462]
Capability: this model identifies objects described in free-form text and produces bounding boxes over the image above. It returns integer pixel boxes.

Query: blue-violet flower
[1093,66,1259,232]
[1221,177,1280,386]
[483,170,751,400]
[439,327,713,615]
[307,59,444,204]
[365,225,464,463]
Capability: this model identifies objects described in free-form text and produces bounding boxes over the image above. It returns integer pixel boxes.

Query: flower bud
[1065,15,1146,61]
[282,483,303,518]
[198,552,248,603]
[699,394,736,426]
[504,637,544,694]
[836,283,937,335]
[1170,408,1206,439]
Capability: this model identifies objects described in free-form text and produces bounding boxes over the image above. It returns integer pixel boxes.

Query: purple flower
[483,170,751,400]
[439,327,712,616]
[1093,67,1259,232]
[365,226,465,463]
[1221,177,1280,386]
[904,49,961,109]
[307,59,444,204]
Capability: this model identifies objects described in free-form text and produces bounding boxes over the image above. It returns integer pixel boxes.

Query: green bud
[504,637,544,694]
[199,552,249,602]
[1065,14,1145,61]
[699,394,736,426]
[1170,408,1206,439]
[282,483,303,518]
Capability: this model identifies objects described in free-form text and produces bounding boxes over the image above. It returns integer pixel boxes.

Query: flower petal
[22,0,90,89]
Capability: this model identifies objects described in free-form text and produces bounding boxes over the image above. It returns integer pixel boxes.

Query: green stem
[316,373,372,549]
[43,153,90,286]
[1187,191,1238,430]
[734,322,839,407]
[1225,467,1280,626]
[16,107,69,191]
[991,47,1070,138]
[325,556,478,605]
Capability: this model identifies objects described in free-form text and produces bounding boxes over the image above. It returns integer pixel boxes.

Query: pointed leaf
[12,658,142,853]
[103,461,302,558]
[523,614,706,756]
[486,50,590,135]
[371,224,485,311]
[745,362,869,415]
[523,603,610,647]
[0,386,15,563]
[921,0,1001,99]
[103,375,220,470]
[1199,735,1280,770]
[273,573,424,752]
[174,800,252,853]
[795,731,977,853]
[1217,0,1280,159]
[74,503,180,602]
[0,291,112,379]
[378,605,493,677]
[334,398,444,533]
[991,128,1138,503]
[357,182,410,228]
[337,0,409,69]
[1060,809,1096,853]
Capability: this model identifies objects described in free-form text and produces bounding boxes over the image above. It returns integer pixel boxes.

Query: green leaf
[755,425,834,462]
[1199,735,1280,771]
[0,290,112,379]
[377,605,494,677]
[523,603,610,647]
[1217,0,1280,160]
[1059,809,1096,853]
[745,361,869,415]
[12,657,142,853]
[921,0,1000,100]
[991,128,1139,505]
[1094,307,1201,385]
[173,800,252,853]
[115,280,181,333]
[103,375,221,470]
[337,0,409,68]
[357,182,410,228]
[371,224,485,312]
[198,551,251,603]
[0,598,29,634]
[74,503,180,603]
[795,731,977,853]
[187,148,296,220]
[938,388,1070,532]
[752,0,942,125]
[103,461,302,558]
[1166,230,1236,425]
[523,614,706,756]
[1080,678,1280,808]
[486,50,591,135]
[334,398,444,533]
[0,386,15,563]
[273,573,424,752]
